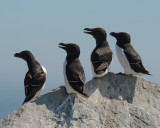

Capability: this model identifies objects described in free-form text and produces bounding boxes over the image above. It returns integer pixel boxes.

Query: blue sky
[0,1,160,119]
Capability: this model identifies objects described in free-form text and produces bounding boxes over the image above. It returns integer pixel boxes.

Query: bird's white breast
[41,65,47,90]
[116,44,131,72]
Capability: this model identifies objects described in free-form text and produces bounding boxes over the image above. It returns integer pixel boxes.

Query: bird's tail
[80,93,89,99]
[22,98,30,105]
[22,100,26,105]
[145,70,152,76]
[147,72,152,76]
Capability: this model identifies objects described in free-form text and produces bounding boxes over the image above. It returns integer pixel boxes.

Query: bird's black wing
[91,47,113,74]
[124,45,150,74]
[66,59,86,94]
[23,71,46,104]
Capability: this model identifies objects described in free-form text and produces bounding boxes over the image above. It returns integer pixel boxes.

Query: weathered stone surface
[1,72,160,128]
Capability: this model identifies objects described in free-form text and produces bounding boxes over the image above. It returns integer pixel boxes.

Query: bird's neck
[117,41,130,49]
[66,56,77,64]
[26,59,41,76]
[96,40,109,47]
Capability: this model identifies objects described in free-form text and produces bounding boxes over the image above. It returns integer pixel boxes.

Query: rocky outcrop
[0,72,160,128]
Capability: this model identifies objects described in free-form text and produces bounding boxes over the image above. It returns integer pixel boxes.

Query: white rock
[0,72,160,128]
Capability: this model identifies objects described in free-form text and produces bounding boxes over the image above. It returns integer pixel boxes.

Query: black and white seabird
[14,50,47,104]
[110,32,150,76]
[58,43,88,98]
[84,27,113,78]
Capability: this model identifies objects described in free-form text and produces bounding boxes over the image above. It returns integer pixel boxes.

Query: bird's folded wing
[93,49,112,72]
[24,72,46,96]
[66,63,85,93]
[124,48,149,74]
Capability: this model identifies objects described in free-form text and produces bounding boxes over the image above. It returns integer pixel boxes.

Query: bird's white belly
[63,60,79,94]
[115,45,143,75]
[91,62,108,78]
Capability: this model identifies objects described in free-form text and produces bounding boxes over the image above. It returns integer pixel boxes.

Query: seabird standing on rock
[110,32,150,76]
[59,43,88,98]
[14,50,47,104]
[84,27,113,78]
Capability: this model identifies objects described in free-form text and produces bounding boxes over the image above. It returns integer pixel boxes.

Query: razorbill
[110,32,150,76]
[84,27,113,78]
[58,43,88,98]
[14,50,47,104]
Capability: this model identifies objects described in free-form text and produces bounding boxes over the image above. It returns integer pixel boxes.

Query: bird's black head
[59,43,80,59]
[84,27,107,42]
[14,50,35,62]
[110,32,131,47]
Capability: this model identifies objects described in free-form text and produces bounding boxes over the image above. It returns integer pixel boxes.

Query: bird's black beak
[110,32,117,37]
[58,43,68,50]
[84,28,94,35]
[14,53,21,58]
